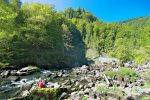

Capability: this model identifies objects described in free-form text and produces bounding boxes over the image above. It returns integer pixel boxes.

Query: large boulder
[1,70,10,78]
[8,76,20,82]
[26,88,61,100]
[17,66,39,76]
[12,83,33,98]
[10,70,18,76]
[99,57,119,67]
[79,79,89,85]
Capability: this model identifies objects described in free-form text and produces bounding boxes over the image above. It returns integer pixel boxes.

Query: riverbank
[0,62,150,100]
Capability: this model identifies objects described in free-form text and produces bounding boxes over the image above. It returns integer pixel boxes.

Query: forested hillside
[0,0,150,69]
[63,8,150,64]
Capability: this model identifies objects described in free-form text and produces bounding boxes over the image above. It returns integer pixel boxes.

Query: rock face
[16,66,39,76]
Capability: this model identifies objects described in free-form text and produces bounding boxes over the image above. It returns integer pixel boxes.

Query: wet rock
[10,70,17,76]
[51,73,59,79]
[29,84,38,92]
[59,92,68,100]
[22,83,33,91]
[21,90,29,97]
[13,83,32,97]
[17,66,39,76]
[57,71,64,77]
[1,70,10,78]
[8,76,20,82]
[45,72,52,77]
[0,86,10,91]
[8,97,26,100]
[81,65,90,70]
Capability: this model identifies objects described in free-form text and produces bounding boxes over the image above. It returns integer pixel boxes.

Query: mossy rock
[27,88,61,100]
[19,66,39,72]
[17,66,40,76]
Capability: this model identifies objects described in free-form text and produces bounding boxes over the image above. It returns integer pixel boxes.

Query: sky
[21,0,150,22]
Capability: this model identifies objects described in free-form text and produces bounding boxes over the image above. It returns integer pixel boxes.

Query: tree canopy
[0,1,150,68]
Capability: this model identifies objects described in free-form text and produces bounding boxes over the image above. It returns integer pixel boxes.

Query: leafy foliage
[118,68,138,77]
[0,2,150,68]
[103,68,138,78]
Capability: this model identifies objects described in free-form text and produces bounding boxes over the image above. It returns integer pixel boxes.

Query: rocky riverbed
[0,62,150,100]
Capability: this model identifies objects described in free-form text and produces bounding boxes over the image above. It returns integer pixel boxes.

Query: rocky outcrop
[16,66,39,76]
[0,66,39,78]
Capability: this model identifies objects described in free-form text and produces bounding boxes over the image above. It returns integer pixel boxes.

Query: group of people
[37,79,56,88]
[29,79,57,92]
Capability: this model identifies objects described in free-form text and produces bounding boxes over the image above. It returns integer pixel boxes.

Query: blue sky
[21,0,150,22]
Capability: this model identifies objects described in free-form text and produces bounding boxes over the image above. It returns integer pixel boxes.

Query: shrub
[96,85,108,94]
[0,62,9,69]
[103,70,117,78]
[118,68,138,77]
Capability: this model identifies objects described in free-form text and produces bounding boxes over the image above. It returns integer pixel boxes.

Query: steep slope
[63,8,150,64]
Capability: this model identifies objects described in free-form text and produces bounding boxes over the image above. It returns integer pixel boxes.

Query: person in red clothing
[38,80,45,88]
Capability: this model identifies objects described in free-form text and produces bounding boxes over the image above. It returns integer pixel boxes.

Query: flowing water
[0,69,75,99]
